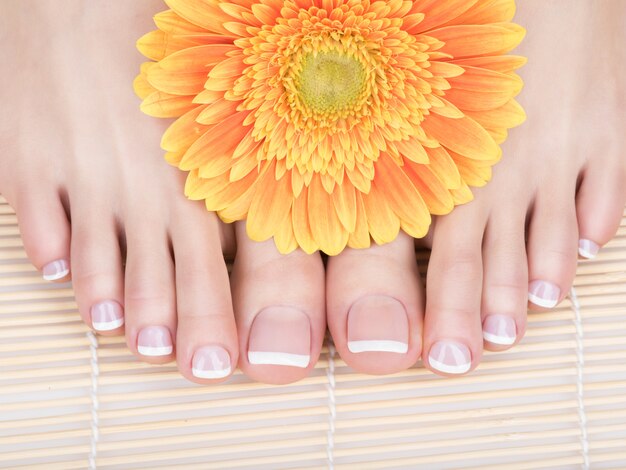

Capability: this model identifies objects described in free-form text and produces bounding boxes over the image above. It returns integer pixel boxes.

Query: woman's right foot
[0,0,327,385]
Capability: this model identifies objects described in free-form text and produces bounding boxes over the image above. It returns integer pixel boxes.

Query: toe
[576,160,626,259]
[527,186,578,310]
[424,206,486,376]
[481,211,528,351]
[231,222,325,385]
[123,222,176,364]
[70,204,125,335]
[171,208,238,384]
[326,232,422,375]
[15,187,71,282]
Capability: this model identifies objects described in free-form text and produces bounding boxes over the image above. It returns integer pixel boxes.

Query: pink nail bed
[578,239,600,259]
[137,326,173,356]
[91,300,124,331]
[42,259,70,281]
[192,346,232,379]
[483,315,517,345]
[528,280,560,309]
[428,340,471,375]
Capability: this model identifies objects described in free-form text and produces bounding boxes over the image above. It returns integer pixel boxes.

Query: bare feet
[0,0,327,385]
[326,0,626,376]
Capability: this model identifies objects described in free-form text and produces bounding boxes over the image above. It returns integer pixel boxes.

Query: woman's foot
[326,0,625,376]
[0,0,326,385]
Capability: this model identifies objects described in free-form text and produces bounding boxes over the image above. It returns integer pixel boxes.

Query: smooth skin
[1,0,624,384]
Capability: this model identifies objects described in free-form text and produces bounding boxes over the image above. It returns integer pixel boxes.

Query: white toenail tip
[192,366,232,379]
[483,331,516,346]
[348,340,408,354]
[92,317,124,331]
[428,357,471,375]
[137,345,173,357]
[527,293,558,309]
[43,268,70,281]
[248,351,310,368]
[578,247,596,259]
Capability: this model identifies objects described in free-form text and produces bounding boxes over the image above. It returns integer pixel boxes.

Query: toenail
[347,296,409,354]
[428,340,472,375]
[482,315,517,346]
[192,346,232,379]
[137,326,173,357]
[578,239,600,259]
[90,300,124,331]
[528,280,561,308]
[42,259,70,281]
[248,307,311,368]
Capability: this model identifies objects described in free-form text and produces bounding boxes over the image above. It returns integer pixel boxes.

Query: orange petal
[409,0,478,33]
[207,166,257,211]
[361,184,400,246]
[292,188,319,255]
[374,154,431,239]
[403,159,455,215]
[422,113,500,161]
[164,0,235,34]
[274,208,298,254]
[448,66,523,94]
[451,55,527,73]
[464,99,526,129]
[308,174,348,256]
[153,9,208,34]
[451,181,475,205]
[246,161,293,242]
[442,0,516,26]
[196,98,241,125]
[161,105,210,152]
[331,181,357,233]
[147,65,208,96]
[424,146,462,189]
[140,91,196,118]
[160,44,238,71]
[432,23,526,59]
[347,193,371,250]
[395,136,430,164]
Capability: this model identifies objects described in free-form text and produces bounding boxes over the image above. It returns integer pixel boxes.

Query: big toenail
[137,326,173,357]
[248,307,311,368]
[528,280,560,308]
[347,296,409,354]
[578,239,600,259]
[42,259,70,281]
[482,315,517,345]
[90,300,124,331]
[192,346,232,379]
[428,341,471,375]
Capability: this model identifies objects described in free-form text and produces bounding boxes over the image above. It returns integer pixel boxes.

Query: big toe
[231,223,326,385]
[326,232,423,375]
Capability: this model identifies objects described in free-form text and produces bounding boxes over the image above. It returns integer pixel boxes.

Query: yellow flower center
[296,51,366,116]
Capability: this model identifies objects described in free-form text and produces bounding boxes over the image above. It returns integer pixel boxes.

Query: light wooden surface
[1,197,625,469]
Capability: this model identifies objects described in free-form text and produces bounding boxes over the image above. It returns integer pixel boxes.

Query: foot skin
[327,0,626,377]
[0,0,326,385]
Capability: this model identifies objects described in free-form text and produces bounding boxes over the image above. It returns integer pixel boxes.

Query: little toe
[576,161,626,260]
[527,187,578,310]
[424,206,487,376]
[124,222,176,364]
[231,222,325,385]
[70,203,125,335]
[326,232,422,375]
[171,209,238,384]
[15,187,71,282]
[481,211,528,351]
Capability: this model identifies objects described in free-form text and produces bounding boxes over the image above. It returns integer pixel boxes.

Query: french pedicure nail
[137,326,173,357]
[91,300,124,331]
[347,296,409,354]
[482,314,517,346]
[528,280,561,309]
[248,307,311,368]
[428,340,472,375]
[192,346,232,379]
[578,239,600,259]
[42,259,70,281]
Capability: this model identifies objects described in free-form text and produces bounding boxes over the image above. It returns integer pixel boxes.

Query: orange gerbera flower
[135,0,526,255]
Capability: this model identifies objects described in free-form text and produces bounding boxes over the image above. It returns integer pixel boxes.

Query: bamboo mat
[1,195,625,470]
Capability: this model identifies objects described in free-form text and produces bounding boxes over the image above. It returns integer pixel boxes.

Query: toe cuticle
[528,280,561,308]
[247,307,311,368]
[192,346,232,379]
[428,340,471,375]
[91,300,124,331]
[482,314,517,346]
[137,326,173,357]
[346,296,409,354]
[578,239,600,259]
[42,259,70,281]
